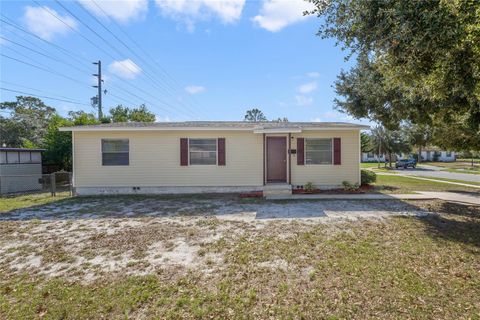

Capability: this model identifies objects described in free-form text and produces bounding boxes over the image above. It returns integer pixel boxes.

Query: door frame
[265,136,287,183]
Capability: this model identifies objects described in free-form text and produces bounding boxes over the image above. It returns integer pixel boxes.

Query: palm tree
[370,125,410,168]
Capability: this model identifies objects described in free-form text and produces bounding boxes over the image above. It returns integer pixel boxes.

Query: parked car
[396,158,417,169]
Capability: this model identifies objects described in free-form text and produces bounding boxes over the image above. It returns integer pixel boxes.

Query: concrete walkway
[416,191,480,205]
[267,192,480,205]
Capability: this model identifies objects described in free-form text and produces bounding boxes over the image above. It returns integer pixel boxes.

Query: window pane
[19,152,31,163]
[189,139,217,165]
[190,151,216,165]
[0,152,6,164]
[305,139,332,164]
[306,139,331,151]
[306,151,332,164]
[102,153,129,165]
[7,152,19,163]
[102,139,129,152]
[31,152,41,163]
[189,139,217,152]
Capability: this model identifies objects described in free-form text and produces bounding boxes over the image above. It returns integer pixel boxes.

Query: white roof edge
[59,124,370,132]
[59,127,254,132]
[253,128,302,134]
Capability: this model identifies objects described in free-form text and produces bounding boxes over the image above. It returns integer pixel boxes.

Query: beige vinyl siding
[73,131,263,187]
[290,130,360,186]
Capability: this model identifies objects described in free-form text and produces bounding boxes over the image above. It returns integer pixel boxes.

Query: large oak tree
[308,0,480,151]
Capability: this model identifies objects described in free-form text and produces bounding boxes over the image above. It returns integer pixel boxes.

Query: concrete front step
[263,184,292,197]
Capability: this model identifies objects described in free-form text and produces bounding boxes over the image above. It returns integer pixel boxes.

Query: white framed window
[31,152,42,163]
[305,138,332,164]
[19,152,31,163]
[102,139,129,166]
[6,151,19,164]
[446,151,452,157]
[189,139,217,165]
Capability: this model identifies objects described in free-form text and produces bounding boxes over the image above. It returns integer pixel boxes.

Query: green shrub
[342,181,359,191]
[304,182,315,192]
[361,170,377,185]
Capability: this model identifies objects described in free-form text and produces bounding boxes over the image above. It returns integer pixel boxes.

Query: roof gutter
[59,125,370,132]
[253,128,302,134]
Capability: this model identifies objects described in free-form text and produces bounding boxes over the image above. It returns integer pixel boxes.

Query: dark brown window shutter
[333,137,341,165]
[180,138,188,166]
[297,138,304,165]
[218,138,226,166]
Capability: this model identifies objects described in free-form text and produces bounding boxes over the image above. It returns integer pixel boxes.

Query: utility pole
[92,60,103,119]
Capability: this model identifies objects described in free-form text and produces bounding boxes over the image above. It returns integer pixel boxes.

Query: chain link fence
[0,171,73,197]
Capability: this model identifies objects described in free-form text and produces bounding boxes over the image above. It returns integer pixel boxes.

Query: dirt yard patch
[0,195,479,319]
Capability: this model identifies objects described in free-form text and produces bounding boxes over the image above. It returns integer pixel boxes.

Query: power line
[1,7,199,120]
[76,0,202,119]
[1,53,89,86]
[1,16,185,119]
[0,80,90,102]
[57,0,200,119]
[0,35,92,75]
[29,3,196,119]
[0,14,89,66]
[1,87,91,107]
[89,0,204,116]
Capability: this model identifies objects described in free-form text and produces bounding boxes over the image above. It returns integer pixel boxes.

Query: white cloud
[306,71,320,78]
[155,0,245,31]
[311,117,322,122]
[79,0,148,24]
[108,59,142,79]
[23,6,77,40]
[253,0,315,32]
[155,115,171,122]
[295,95,313,106]
[320,111,355,122]
[297,81,317,94]
[185,85,206,94]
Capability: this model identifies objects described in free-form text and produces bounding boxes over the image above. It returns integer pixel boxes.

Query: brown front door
[266,137,287,183]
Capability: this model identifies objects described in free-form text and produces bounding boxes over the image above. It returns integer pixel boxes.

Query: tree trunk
[378,145,381,168]
[388,152,392,168]
[473,157,474,167]
[418,146,422,163]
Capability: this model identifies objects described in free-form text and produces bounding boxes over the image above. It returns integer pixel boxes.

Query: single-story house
[362,152,386,162]
[420,150,456,162]
[59,121,368,195]
[0,147,44,194]
[363,150,456,163]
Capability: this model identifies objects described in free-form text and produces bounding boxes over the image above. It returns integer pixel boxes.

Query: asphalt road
[397,165,480,183]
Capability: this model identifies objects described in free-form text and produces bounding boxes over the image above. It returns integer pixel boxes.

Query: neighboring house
[364,150,456,163]
[60,121,368,195]
[362,152,386,162]
[420,150,456,162]
[0,147,44,194]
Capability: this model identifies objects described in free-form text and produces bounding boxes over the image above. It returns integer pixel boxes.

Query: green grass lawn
[0,192,71,213]
[0,200,479,319]
[361,163,399,173]
[419,161,480,175]
[374,174,480,194]
[411,176,480,186]
[456,158,480,163]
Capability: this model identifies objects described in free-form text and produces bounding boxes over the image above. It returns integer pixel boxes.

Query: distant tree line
[0,96,156,170]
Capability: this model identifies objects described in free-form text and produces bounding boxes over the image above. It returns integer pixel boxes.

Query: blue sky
[1,0,367,124]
